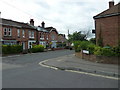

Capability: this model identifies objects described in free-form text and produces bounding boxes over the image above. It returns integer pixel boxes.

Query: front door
[22,42,25,50]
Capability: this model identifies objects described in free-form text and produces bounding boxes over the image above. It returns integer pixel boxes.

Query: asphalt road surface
[2,50,118,88]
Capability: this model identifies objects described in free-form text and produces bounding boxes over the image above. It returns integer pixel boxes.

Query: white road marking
[65,70,119,80]
[39,60,119,80]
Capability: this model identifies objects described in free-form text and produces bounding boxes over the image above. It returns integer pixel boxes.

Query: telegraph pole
[0,12,1,18]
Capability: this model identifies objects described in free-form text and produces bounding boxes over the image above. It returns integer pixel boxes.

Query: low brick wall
[75,52,119,65]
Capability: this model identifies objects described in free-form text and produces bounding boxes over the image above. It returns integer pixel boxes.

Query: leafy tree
[68,31,86,42]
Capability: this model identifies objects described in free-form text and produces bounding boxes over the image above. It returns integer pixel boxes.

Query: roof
[36,26,48,32]
[45,27,58,34]
[93,3,120,19]
[0,18,37,30]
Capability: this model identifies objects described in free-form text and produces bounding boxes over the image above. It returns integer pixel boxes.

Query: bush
[30,45,44,53]
[2,45,22,54]
[101,48,115,56]
[112,46,120,56]
[94,46,102,56]
[73,41,94,52]
[87,44,96,54]
[73,41,81,52]
[94,46,117,57]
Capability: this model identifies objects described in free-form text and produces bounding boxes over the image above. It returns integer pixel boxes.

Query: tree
[68,31,86,42]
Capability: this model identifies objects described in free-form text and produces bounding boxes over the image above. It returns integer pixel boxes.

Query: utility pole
[0,12,1,18]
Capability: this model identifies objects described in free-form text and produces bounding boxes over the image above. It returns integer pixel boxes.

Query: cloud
[0,0,119,37]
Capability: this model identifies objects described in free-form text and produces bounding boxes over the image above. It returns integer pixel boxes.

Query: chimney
[30,19,34,26]
[109,1,114,8]
[41,21,45,28]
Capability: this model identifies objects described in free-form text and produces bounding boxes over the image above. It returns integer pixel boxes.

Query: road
[2,50,118,88]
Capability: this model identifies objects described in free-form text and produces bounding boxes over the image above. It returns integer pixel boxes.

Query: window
[46,34,48,40]
[29,31,31,38]
[4,28,12,36]
[29,31,34,38]
[8,28,12,36]
[22,30,25,38]
[40,33,44,40]
[17,29,20,37]
[4,28,7,36]
[31,31,34,38]
[51,35,55,40]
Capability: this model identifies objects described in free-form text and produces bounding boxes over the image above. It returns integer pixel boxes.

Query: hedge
[2,45,22,54]
[73,41,120,57]
[30,45,44,53]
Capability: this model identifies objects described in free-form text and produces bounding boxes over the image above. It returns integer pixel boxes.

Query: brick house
[58,34,67,43]
[0,18,37,50]
[93,1,120,47]
[0,18,67,50]
[36,22,49,48]
[45,27,58,48]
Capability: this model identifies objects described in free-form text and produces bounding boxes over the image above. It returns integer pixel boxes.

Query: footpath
[40,54,119,78]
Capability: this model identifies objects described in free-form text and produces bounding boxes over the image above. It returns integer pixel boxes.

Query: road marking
[39,60,119,80]
[2,55,21,58]
[39,60,58,70]
[65,70,119,80]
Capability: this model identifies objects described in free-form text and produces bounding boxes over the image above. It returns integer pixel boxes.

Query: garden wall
[75,52,119,64]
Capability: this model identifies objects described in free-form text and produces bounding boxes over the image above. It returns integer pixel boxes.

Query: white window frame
[29,31,31,38]
[8,28,12,36]
[52,35,55,40]
[46,34,48,40]
[4,28,7,36]
[40,33,44,40]
[31,31,34,38]
[17,29,20,37]
[22,30,25,38]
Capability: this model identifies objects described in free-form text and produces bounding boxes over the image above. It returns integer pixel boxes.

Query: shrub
[73,41,94,52]
[112,46,120,56]
[94,46,117,57]
[73,41,81,52]
[30,45,44,53]
[87,44,96,54]
[101,48,115,56]
[2,45,22,54]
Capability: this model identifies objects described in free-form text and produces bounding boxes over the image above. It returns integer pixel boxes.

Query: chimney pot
[41,21,45,28]
[109,1,114,8]
[30,19,34,26]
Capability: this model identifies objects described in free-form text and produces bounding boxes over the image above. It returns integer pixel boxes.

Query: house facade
[0,18,67,50]
[45,27,58,48]
[0,18,37,50]
[93,1,120,47]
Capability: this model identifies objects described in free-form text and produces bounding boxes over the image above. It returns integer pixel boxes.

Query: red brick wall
[95,15,119,46]
[38,31,49,42]
[2,25,37,49]
[49,31,58,42]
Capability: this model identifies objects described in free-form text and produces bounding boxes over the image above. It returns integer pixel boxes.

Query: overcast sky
[0,0,119,37]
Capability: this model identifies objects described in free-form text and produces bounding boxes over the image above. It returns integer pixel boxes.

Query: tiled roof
[45,27,58,34]
[94,3,120,19]
[1,18,36,29]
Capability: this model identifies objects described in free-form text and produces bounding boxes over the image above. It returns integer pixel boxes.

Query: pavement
[40,54,119,78]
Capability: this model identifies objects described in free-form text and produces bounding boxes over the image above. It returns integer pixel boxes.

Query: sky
[0,0,119,38]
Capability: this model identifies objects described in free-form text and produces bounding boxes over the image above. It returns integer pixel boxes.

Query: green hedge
[73,41,93,52]
[2,45,22,54]
[30,45,44,53]
[94,46,120,57]
[73,41,120,57]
